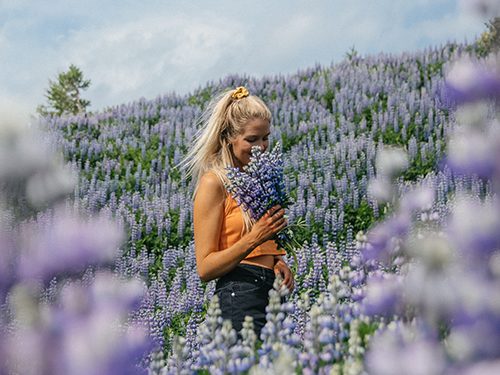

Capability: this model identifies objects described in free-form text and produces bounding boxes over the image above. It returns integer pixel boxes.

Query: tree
[345,45,358,60]
[477,17,500,56]
[37,64,91,117]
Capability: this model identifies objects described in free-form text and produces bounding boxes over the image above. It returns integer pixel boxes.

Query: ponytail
[181,87,271,197]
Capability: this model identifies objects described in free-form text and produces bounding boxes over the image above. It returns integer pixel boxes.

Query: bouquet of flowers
[224,143,304,265]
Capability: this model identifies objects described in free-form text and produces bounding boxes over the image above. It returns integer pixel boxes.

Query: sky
[0,0,489,119]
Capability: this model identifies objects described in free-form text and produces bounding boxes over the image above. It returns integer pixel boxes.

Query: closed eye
[246,136,269,142]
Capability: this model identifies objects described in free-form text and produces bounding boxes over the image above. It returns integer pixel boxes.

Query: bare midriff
[219,193,285,268]
[241,254,276,270]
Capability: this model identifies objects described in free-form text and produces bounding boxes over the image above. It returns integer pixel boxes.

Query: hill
[32,39,496,373]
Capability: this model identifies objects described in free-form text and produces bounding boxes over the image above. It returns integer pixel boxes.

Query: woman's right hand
[194,173,288,282]
[249,205,287,246]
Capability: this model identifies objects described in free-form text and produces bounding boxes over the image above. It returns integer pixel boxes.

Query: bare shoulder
[199,171,224,189]
[196,171,226,203]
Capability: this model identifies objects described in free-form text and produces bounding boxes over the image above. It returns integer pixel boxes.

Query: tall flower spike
[224,142,304,266]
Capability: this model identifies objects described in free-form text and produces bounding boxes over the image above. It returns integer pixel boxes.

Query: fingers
[267,205,283,217]
[275,263,294,294]
[274,216,286,229]
[263,206,286,232]
[280,274,294,294]
[270,207,285,223]
[252,205,287,245]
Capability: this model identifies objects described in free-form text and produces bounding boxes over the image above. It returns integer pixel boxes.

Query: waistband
[217,263,275,284]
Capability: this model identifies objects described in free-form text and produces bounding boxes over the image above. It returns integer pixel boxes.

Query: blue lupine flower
[225,143,305,263]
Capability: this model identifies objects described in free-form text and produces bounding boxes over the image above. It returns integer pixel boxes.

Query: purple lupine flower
[5,271,151,375]
[259,276,300,371]
[444,57,500,104]
[299,293,340,374]
[17,212,124,282]
[363,214,410,264]
[225,143,305,262]
[446,121,500,178]
[448,197,500,260]
[193,294,260,374]
[365,323,445,375]
[24,38,497,374]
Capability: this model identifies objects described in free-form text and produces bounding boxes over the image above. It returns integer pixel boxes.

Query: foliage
[477,17,500,56]
[225,144,305,261]
[25,32,500,374]
[0,117,150,374]
[37,64,91,116]
[345,45,358,60]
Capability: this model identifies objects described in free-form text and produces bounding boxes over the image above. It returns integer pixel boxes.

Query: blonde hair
[181,88,272,231]
[182,88,271,194]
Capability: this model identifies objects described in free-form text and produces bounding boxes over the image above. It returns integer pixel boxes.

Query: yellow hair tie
[232,86,249,99]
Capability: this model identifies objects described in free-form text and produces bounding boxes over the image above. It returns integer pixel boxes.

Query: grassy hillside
[31,39,497,373]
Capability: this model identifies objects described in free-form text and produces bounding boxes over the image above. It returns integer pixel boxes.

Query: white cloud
[55,12,244,107]
[321,0,484,56]
[262,14,316,57]
[382,2,484,52]
[0,0,489,114]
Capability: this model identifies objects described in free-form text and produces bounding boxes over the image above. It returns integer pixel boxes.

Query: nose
[257,140,267,152]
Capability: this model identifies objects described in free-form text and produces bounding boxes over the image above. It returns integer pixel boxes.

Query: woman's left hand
[274,257,294,295]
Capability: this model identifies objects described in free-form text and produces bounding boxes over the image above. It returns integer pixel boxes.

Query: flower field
[2,34,500,374]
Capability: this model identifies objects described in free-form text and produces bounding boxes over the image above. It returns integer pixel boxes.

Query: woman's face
[231,118,270,170]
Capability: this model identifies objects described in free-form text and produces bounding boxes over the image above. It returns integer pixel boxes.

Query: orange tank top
[219,194,286,259]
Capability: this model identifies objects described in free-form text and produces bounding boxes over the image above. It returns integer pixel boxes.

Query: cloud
[380,1,484,52]
[319,0,484,57]
[0,0,488,114]
[260,14,316,59]
[56,11,244,107]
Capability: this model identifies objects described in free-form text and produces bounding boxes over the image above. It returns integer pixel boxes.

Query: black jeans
[215,263,275,339]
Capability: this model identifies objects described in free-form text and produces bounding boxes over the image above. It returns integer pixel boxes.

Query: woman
[183,86,294,337]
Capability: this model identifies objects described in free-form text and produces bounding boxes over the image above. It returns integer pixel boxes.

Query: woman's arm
[194,172,287,282]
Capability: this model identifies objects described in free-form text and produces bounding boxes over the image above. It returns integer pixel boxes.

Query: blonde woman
[183,87,294,337]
